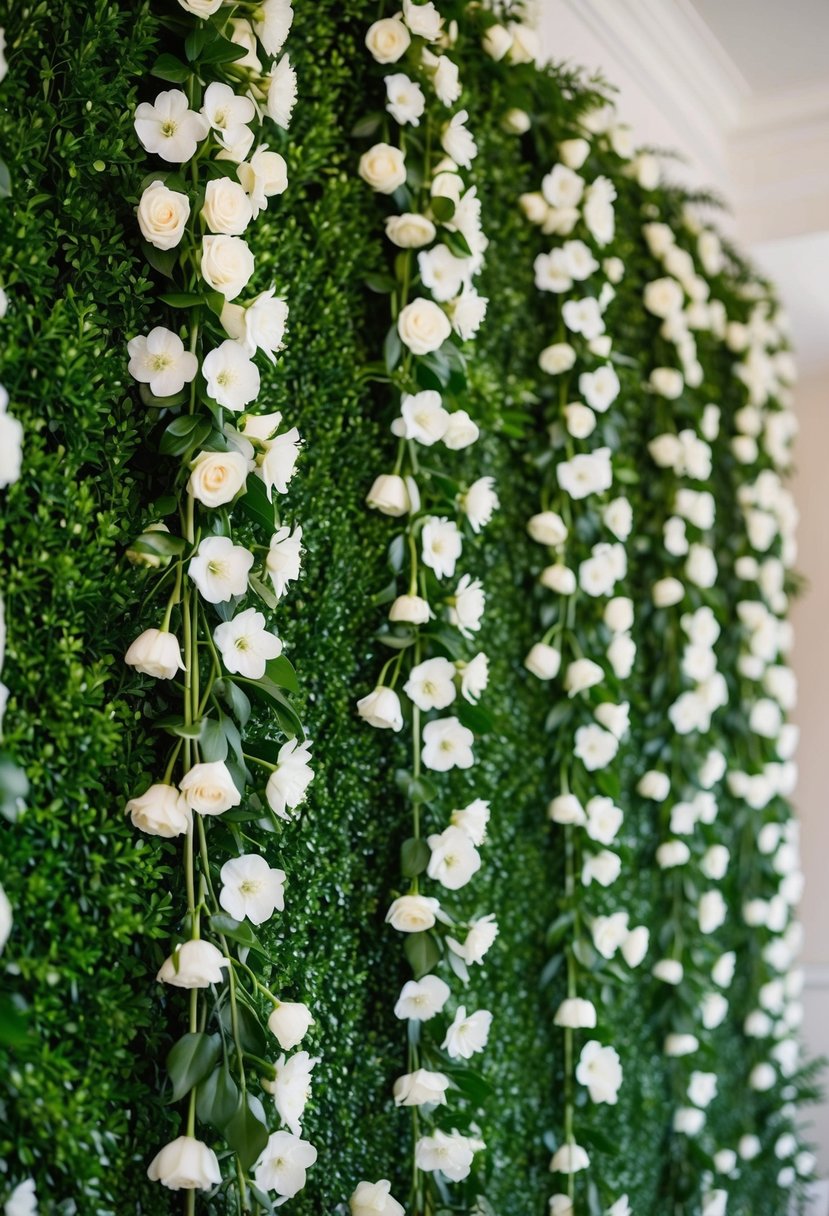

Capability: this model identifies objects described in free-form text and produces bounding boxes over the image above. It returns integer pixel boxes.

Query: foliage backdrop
[0,1,813,1214]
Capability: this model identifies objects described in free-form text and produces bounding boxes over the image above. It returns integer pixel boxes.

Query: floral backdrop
[0,2,818,1215]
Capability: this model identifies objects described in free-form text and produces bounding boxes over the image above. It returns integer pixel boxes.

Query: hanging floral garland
[350,3,503,1212]
[519,96,649,1216]
[123,2,317,1209]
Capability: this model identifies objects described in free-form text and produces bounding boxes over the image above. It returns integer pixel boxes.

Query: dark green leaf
[166,1032,221,1103]
[150,53,191,83]
[209,913,267,956]
[404,931,440,978]
[197,1064,239,1131]
[265,655,300,694]
[400,837,430,878]
[224,1092,269,1171]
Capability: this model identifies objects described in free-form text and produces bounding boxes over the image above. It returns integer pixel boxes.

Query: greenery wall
[0,1,816,1214]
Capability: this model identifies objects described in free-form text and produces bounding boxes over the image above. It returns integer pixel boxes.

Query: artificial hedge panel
[0,1,813,1214]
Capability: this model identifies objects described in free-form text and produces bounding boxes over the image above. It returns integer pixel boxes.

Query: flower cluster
[520,97,644,1214]
[351,4,503,1210]
[123,3,316,1209]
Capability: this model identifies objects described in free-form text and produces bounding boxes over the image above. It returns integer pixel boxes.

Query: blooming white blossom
[393,1069,450,1107]
[349,1180,405,1216]
[394,974,451,1021]
[263,1051,317,1136]
[585,795,624,843]
[157,940,228,988]
[386,894,441,933]
[447,914,498,966]
[460,476,498,532]
[574,724,619,771]
[582,849,621,887]
[576,1040,623,1104]
[442,1006,492,1060]
[127,327,198,397]
[265,54,297,129]
[525,642,561,680]
[147,1136,221,1191]
[427,825,481,890]
[202,177,253,236]
[127,783,191,839]
[393,390,449,445]
[201,234,255,300]
[254,1131,317,1201]
[404,656,457,711]
[125,629,185,680]
[422,516,463,579]
[415,1130,476,1182]
[138,180,190,249]
[265,738,314,820]
[220,853,286,924]
[442,109,477,168]
[421,717,474,772]
[550,1144,590,1174]
[458,652,489,703]
[253,0,294,56]
[579,365,620,412]
[268,1001,314,1050]
[558,448,613,499]
[266,525,303,598]
[365,16,411,63]
[189,536,253,603]
[450,574,485,636]
[134,89,208,162]
[202,339,260,412]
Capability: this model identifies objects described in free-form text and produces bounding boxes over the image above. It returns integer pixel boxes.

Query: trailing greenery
[0,1,816,1214]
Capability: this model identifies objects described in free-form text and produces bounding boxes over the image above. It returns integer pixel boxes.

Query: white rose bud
[604,596,634,633]
[527,510,568,546]
[357,685,404,731]
[519,191,548,225]
[125,628,185,680]
[386,894,440,933]
[200,234,255,300]
[137,180,190,250]
[554,997,597,1028]
[397,298,451,354]
[502,108,531,135]
[524,642,561,681]
[393,1068,450,1107]
[539,342,577,375]
[559,138,590,169]
[147,1135,222,1191]
[653,959,684,985]
[157,940,228,988]
[359,143,407,194]
[188,450,249,508]
[202,177,253,236]
[385,213,436,249]
[366,473,412,517]
[389,594,432,624]
[650,367,684,399]
[268,1000,314,1050]
[637,770,670,800]
[127,783,191,838]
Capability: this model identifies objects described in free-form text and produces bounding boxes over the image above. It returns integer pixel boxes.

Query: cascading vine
[123,1,318,1210]
[350,3,504,1212]
[518,93,652,1216]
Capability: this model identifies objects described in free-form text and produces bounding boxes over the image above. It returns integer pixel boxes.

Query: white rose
[137,180,190,250]
[654,959,683,985]
[548,794,585,825]
[563,403,596,439]
[527,510,567,547]
[559,138,590,169]
[157,940,228,988]
[665,1033,699,1057]
[366,473,413,517]
[604,596,633,633]
[442,409,479,449]
[482,23,512,60]
[386,213,436,248]
[127,783,191,838]
[125,628,185,680]
[147,1135,221,1191]
[357,685,403,731]
[350,1180,405,1216]
[237,148,288,217]
[394,1068,450,1106]
[564,658,604,696]
[179,761,241,816]
[389,594,432,625]
[650,367,684,399]
[540,564,576,594]
[403,0,443,39]
[502,108,531,135]
[554,998,596,1028]
[202,177,253,236]
[386,894,441,933]
[519,191,548,224]
[397,298,451,354]
[538,342,576,375]
[188,450,249,508]
[268,1000,314,1050]
[582,849,621,887]
[359,143,407,194]
[365,16,410,63]
[656,840,690,869]
[576,1040,623,1104]
[524,642,561,681]
[200,234,254,300]
[653,577,685,607]
[507,21,539,63]
[621,925,649,967]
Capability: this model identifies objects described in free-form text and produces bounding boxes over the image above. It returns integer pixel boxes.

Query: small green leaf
[159,291,208,309]
[404,931,440,978]
[166,1033,221,1103]
[383,324,402,371]
[0,160,11,199]
[225,1093,269,1171]
[151,53,191,83]
[249,573,278,611]
[199,717,228,762]
[209,913,267,956]
[240,475,276,533]
[214,679,251,729]
[400,837,430,878]
[141,239,178,279]
[129,530,186,557]
[351,112,383,138]
[197,1064,239,1131]
[388,533,406,574]
[265,655,300,694]
[160,416,212,457]
[431,196,455,223]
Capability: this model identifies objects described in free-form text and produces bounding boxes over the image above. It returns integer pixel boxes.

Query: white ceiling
[688,0,829,94]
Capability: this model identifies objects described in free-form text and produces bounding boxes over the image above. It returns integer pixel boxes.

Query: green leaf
[265,655,300,694]
[166,1032,221,1103]
[249,573,279,611]
[0,996,29,1048]
[159,291,208,309]
[199,717,228,762]
[214,679,252,729]
[404,931,440,978]
[457,701,493,735]
[388,533,406,574]
[0,159,11,200]
[383,324,402,371]
[431,196,455,223]
[160,415,212,457]
[197,1064,239,1131]
[225,1093,269,1171]
[155,717,202,739]
[375,630,415,650]
[240,475,276,533]
[198,34,248,65]
[351,112,383,138]
[209,913,267,956]
[150,53,191,83]
[218,1000,267,1057]
[447,1066,492,1106]
[129,530,186,557]
[400,837,430,878]
[141,239,178,280]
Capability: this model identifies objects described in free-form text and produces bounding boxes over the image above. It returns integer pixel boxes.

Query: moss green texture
[0,2,813,1215]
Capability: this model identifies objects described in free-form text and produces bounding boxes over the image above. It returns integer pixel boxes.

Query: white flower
[202,177,253,236]
[621,925,649,967]
[449,289,488,340]
[202,339,260,411]
[157,940,228,988]
[422,716,474,771]
[712,952,736,988]
[201,235,255,300]
[574,724,618,771]
[564,657,604,696]
[503,107,531,134]
[653,958,684,985]
[585,795,623,843]
[507,20,539,63]
[127,783,191,839]
[550,1144,590,1174]
[147,1136,221,1191]
[253,0,294,56]
[265,738,314,820]
[562,296,605,339]
[389,594,432,625]
[201,80,254,152]
[415,1130,476,1183]
[447,913,498,965]
[228,18,261,70]
[650,367,684,399]
[259,426,301,501]
[591,911,630,959]
[404,657,456,711]
[137,180,190,249]
[127,327,198,397]
[450,574,485,636]
[394,1069,450,1107]
[534,248,573,293]
[563,239,598,280]
[393,390,449,445]
[442,109,477,167]
[583,176,616,244]
[558,448,613,500]
[699,889,727,934]
[385,73,426,126]
[686,544,718,589]
[688,1071,718,1109]
[366,473,414,517]
[607,632,636,679]
[539,343,576,375]
[749,1062,776,1091]
[548,794,585,825]
[350,1180,405,1216]
[266,525,303,598]
[524,642,561,681]
[125,629,185,680]
[422,51,461,107]
[188,450,249,508]
[739,1134,761,1161]
[264,1051,317,1136]
[427,825,481,890]
[386,894,441,933]
[403,0,443,38]
[674,1107,705,1136]
[594,702,629,740]
[554,997,596,1028]
[180,760,241,817]
[366,15,410,62]
[220,853,285,924]
[458,652,489,703]
[398,297,451,354]
[386,213,436,248]
[460,477,498,533]
[265,54,297,129]
[657,840,690,869]
[442,1006,492,1059]
[653,577,685,608]
[542,164,584,209]
[607,1199,632,1216]
[665,1033,699,1056]
[443,409,480,449]
[254,1131,317,1201]
[604,597,634,633]
[603,497,632,541]
[582,849,621,886]
[394,974,450,1020]
[268,1001,314,1050]
[422,516,462,579]
[451,799,490,845]
[359,142,407,194]
[134,89,208,162]
[527,511,568,546]
[563,404,596,438]
[540,564,577,594]
[417,244,471,303]
[576,1041,623,1104]
[237,148,288,217]
[579,365,620,412]
[189,536,253,603]
[482,23,512,59]
[644,277,685,318]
